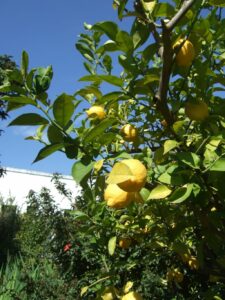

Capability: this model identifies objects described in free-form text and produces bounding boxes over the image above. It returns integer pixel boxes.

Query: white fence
[0,167,80,211]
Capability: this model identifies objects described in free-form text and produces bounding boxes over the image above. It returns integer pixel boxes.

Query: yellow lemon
[188,256,199,270]
[121,291,143,300]
[118,237,132,249]
[104,184,136,209]
[185,101,209,121]
[120,124,138,142]
[117,159,147,192]
[180,252,191,263]
[167,268,184,283]
[174,39,195,67]
[101,287,117,300]
[86,105,106,120]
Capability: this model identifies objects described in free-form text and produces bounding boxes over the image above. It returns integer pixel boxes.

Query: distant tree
[0,55,16,177]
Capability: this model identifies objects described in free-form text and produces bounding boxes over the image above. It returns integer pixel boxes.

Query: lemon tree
[2,0,225,298]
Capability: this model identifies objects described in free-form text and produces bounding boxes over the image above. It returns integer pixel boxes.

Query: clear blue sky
[0,0,126,175]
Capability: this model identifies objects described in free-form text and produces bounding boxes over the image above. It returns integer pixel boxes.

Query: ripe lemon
[101,287,117,300]
[174,39,195,67]
[167,268,184,283]
[120,124,138,142]
[117,159,147,192]
[188,256,199,270]
[118,237,132,249]
[185,101,209,121]
[104,184,136,209]
[86,105,106,120]
[121,291,143,300]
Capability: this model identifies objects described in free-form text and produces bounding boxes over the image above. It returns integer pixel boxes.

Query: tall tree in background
[0,55,16,176]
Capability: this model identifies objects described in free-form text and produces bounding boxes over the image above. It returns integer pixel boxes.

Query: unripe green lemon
[185,101,209,121]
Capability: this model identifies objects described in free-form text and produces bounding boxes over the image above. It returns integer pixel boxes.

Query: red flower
[63,243,72,252]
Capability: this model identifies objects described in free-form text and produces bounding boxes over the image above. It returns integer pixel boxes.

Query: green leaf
[115,31,133,53]
[92,21,119,40]
[83,118,117,144]
[117,0,128,20]
[153,3,175,17]
[134,74,159,87]
[131,19,150,49]
[177,152,200,169]
[47,125,63,143]
[79,74,123,87]
[53,93,75,127]
[9,113,49,126]
[169,184,193,204]
[63,137,79,159]
[72,160,95,183]
[209,0,225,7]
[163,140,179,155]
[21,50,29,76]
[1,96,36,105]
[100,91,123,104]
[210,158,225,171]
[76,86,102,100]
[140,188,151,201]
[141,0,156,12]
[108,236,117,256]
[33,143,64,163]
[70,210,90,221]
[148,185,172,200]
[75,43,95,61]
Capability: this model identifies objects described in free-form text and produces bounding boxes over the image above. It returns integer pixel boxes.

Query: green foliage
[0,197,20,266]
[0,257,77,300]
[2,0,225,298]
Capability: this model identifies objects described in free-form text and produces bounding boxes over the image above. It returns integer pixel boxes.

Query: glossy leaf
[2,96,36,105]
[163,140,179,155]
[47,125,63,143]
[108,236,117,256]
[169,184,194,204]
[92,21,119,40]
[72,160,95,183]
[83,118,117,144]
[9,113,49,126]
[177,152,200,169]
[53,93,75,128]
[148,185,172,200]
[33,143,64,163]
[79,74,123,87]
[209,158,225,171]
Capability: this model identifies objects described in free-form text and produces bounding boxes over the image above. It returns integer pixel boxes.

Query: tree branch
[154,0,197,126]
[155,20,174,125]
[166,0,196,31]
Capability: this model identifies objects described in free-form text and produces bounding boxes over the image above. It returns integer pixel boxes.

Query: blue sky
[0,0,125,175]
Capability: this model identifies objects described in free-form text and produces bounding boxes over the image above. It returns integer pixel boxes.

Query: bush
[0,195,20,266]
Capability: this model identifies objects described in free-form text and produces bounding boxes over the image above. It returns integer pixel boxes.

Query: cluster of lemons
[174,38,209,121]
[104,159,147,209]
[86,39,208,132]
[167,253,199,284]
